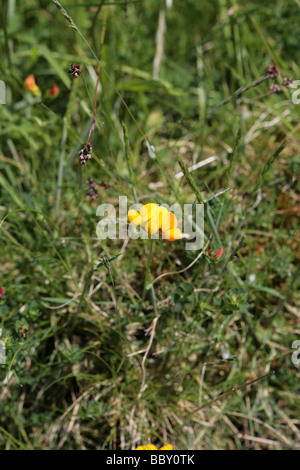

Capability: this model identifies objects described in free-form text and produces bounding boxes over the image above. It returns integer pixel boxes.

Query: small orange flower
[24,74,40,96]
[45,83,59,99]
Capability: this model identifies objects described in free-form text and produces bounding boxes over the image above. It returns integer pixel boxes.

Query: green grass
[0,0,299,450]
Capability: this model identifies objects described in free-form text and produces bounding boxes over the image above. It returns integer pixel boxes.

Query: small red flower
[18,324,28,338]
[214,247,224,260]
[0,287,3,297]
[45,83,59,99]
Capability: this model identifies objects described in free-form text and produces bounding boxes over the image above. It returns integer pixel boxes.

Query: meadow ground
[0,0,299,450]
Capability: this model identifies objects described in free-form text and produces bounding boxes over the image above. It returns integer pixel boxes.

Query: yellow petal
[144,218,159,235]
[31,85,41,96]
[159,445,173,450]
[128,209,141,226]
[157,206,169,229]
[135,444,158,450]
[160,211,178,232]
[162,228,181,242]
[140,203,158,225]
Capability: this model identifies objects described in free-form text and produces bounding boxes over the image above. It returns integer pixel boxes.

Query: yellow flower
[127,204,180,241]
[135,443,173,450]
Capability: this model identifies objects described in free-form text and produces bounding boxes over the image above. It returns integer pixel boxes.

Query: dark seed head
[267,65,279,79]
[269,83,281,94]
[283,77,293,88]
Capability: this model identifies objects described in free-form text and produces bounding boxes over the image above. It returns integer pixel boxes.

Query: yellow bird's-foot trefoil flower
[127,203,181,241]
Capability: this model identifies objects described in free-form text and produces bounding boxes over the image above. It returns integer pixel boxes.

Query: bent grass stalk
[217,75,269,108]
[192,370,276,413]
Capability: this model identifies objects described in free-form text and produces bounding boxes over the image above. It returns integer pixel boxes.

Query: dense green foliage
[0,0,299,450]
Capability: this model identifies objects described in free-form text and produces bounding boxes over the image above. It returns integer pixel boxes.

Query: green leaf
[252,285,285,300]
[38,44,71,89]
